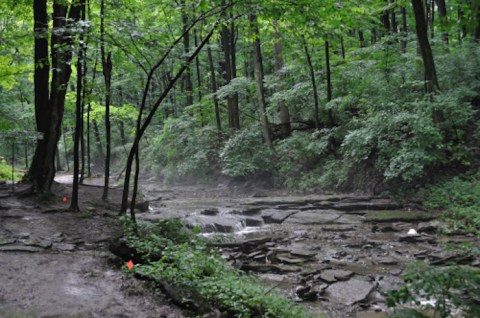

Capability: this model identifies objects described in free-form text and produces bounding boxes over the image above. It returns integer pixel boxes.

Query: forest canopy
[0,0,479,204]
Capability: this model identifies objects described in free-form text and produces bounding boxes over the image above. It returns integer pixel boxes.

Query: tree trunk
[120,18,221,216]
[391,0,398,32]
[359,30,366,47]
[274,22,291,138]
[71,1,86,211]
[230,18,240,129]
[250,14,273,150]
[325,41,334,128]
[100,0,112,200]
[303,37,320,129]
[182,10,194,107]
[401,6,408,52]
[434,0,448,44]
[207,45,222,133]
[411,0,440,93]
[194,31,204,125]
[30,0,80,194]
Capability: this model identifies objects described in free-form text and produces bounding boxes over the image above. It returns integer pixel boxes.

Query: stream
[135,179,478,318]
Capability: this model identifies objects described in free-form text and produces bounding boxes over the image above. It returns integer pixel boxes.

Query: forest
[1,0,480,317]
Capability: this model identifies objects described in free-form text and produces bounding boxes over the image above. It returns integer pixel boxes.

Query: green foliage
[387,261,480,318]
[0,157,22,181]
[144,117,219,182]
[422,174,480,235]
[220,128,274,178]
[122,218,317,318]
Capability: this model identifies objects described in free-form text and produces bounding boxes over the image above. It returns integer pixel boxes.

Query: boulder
[284,210,341,225]
[326,279,374,305]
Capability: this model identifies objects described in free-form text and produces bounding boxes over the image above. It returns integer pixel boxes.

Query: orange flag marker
[127,260,134,270]
[62,196,68,203]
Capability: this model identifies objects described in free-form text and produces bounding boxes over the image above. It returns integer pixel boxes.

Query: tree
[29,0,81,195]
[250,14,273,150]
[411,0,439,93]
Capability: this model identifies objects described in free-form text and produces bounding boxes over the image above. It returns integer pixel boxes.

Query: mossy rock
[365,210,437,223]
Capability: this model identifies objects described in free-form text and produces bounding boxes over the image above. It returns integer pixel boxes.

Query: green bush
[0,157,22,181]
[144,117,220,183]
[219,127,274,178]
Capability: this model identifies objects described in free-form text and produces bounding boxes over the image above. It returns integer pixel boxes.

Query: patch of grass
[121,217,319,318]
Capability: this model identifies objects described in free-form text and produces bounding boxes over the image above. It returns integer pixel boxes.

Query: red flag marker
[62,196,68,203]
[127,260,134,270]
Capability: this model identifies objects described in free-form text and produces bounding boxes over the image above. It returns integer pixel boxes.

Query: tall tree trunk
[194,31,204,125]
[70,1,86,211]
[435,0,449,44]
[401,5,408,52]
[411,0,440,93]
[391,0,398,32]
[182,10,194,107]
[359,30,366,47]
[92,120,104,166]
[230,18,240,129]
[120,18,221,216]
[250,14,273,150]
[86,57,98,178]
[273,22,291,138]
[325,41,334,128]
[303,37,320,129]
[30,0,80,194]
[100,0,112,200]
[207,45,222,133]
[430,0,435,38]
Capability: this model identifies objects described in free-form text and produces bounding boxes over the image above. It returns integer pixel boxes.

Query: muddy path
[137,180,480,318]
[0,181,186,318]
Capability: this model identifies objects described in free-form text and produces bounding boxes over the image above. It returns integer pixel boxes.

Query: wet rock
[14,232,31,239]
[320,269,354,283]
[245,217,263,227]
[261,209,297,224]
[0,238,15,246]
[276,256,306,264]
[52,243,76,252]
[398,234,433,243]
[417,221,443,234]
[326,279,375,305]
[376,276,403,296]
[241,263,300,273]
[376,257,399,265]
[333,199,402,211]
[283,210,341,225]
[20,239,52,249]
[185,215,242,233]
[365,210,437,223]
[335,214,364,224]
[0,245,43,253]
[289,249,318,259]
[296,283,328,301]
[389,269,402,276]
[200,208,219,216]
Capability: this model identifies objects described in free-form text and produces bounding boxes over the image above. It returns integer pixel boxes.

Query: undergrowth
[121,217,318,318]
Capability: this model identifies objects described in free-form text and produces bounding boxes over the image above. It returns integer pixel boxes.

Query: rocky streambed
[138,181,479,317]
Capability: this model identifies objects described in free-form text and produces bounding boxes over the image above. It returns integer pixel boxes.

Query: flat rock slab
[365,210,437,223]
[326,279,374,305]
[333,199,402,211]
[0,245,43,253]
[284,210,341,225]
[261,209,297,224]
[320,269,354,283]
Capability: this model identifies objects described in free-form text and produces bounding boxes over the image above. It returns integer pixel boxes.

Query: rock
[261,209,297,224]
[365,210,437,223]
[245,217,264,227]
[376,257,399,265]
[289,249,318,259]
[283,210,341,225]
[0,245,43,253]
[333,199,402,211]
[240,263,300,273]
[335,214,364,224]
[326,279,374,305]
[52,243,76,252]
[135,200,150,212]
[376,276,403,296]
[276,256,306,264]
[296,283,327,301]
[320,269,354,283]
[398,234,433,243]
[0,238,15,246]
[417,221,443,234]
[185,215,242,233]
[200,208,219,216]
[389,269,402,276]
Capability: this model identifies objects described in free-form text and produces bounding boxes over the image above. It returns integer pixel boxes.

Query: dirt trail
[0,181,186,318]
